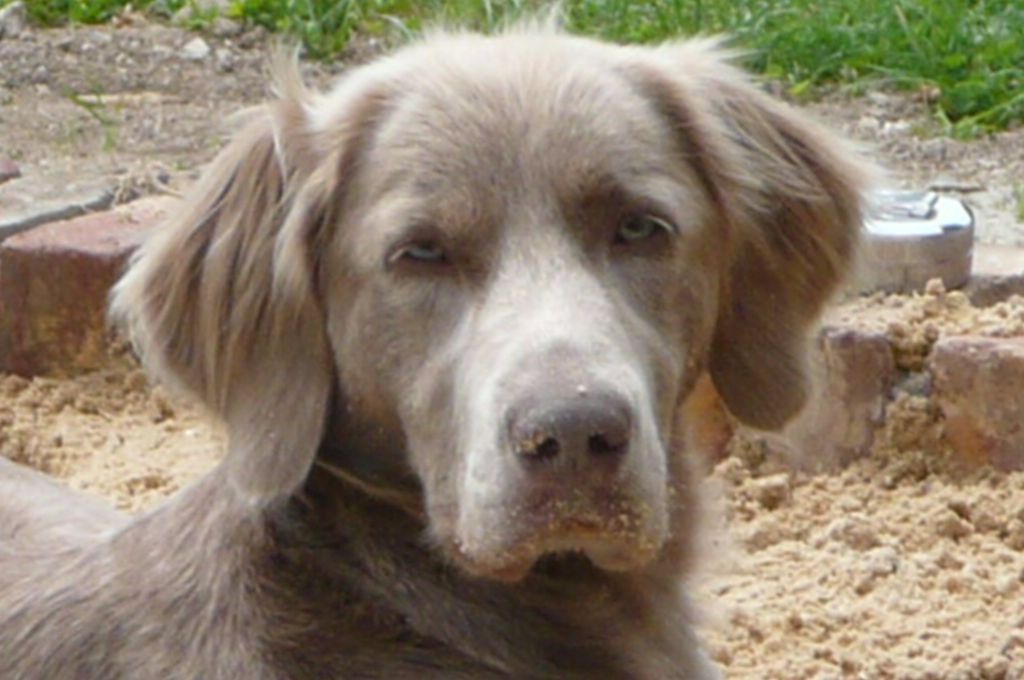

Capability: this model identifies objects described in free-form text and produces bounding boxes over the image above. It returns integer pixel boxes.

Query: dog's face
[325,41,723,578]
[113,31,868,581]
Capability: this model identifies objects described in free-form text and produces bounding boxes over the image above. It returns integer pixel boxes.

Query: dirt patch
[0,359,222,511]
[832,279,1024,372]
[693,282,1024,679]
[698,450,1024,680]
[0,15,343,195]
[1,19,1022,242]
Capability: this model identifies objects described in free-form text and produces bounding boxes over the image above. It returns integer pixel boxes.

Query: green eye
[400,242,447,263]
[615,215,674,244]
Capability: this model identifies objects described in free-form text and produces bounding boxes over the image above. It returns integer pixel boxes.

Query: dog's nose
[508,390,632,468]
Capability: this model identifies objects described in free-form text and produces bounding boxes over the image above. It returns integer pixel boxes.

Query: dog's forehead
[330,36,716,272]
[365,38,683,201]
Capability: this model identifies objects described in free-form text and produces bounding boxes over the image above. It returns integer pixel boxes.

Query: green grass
[6,0,1024,136]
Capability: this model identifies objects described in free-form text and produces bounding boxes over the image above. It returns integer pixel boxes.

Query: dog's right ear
[111,61,387,502]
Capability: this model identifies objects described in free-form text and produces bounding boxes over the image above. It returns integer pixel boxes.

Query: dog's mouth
[451,495,667,582]
[447,368,672,582]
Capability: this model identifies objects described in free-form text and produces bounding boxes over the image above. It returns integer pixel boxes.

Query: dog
[0,23,868,680]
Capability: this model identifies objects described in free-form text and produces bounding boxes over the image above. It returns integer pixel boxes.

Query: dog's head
[112,30,868,581]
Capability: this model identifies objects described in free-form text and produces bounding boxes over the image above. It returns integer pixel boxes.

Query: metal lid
[865,190,974,238]
[856,190,975,294]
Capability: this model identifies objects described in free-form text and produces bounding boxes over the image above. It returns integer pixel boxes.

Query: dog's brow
[574,171,697,231]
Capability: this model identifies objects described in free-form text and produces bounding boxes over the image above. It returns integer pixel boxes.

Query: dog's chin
[451,522,667,584]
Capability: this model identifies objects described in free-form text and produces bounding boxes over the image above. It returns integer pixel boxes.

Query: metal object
[857,190,974,294]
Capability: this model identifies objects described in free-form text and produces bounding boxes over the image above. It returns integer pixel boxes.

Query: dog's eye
[393,241,448,265]
[614,214,675,245]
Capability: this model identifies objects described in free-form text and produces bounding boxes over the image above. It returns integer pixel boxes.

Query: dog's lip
[453,514,665,583]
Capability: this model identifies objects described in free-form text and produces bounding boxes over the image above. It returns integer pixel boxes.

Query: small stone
[0,158,20,185]
[881,120,911,136]
[713,457,749,486]
[935,550,963,570]
[920,137,947,161]
[30,64,48,84]
[856,115,881,134]
[181,36,211,61]
[864,546,900,576]
[924,277,947,297]
[0,1,28,40]
[749,473,791,510]
[1006,520,1024,551]
[822,515,881,551]
[934,509,973,540]
[237,25,268,49]
[172,0,229,23]
[211,16,242,37]
[214,48,236,72]
[743,518,792,551]
[866,91,892,107]
[996,573,1020,596]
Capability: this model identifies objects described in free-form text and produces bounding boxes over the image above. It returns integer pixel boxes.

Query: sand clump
[698,437,1024,680]
[834,279,1024,371]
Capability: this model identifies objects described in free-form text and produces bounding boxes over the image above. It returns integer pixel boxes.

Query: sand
[1,284,1023,677]
[697,438,1024,679]
[693,282,1024,679]
[833,279,1024,372]
[0,361,222,512]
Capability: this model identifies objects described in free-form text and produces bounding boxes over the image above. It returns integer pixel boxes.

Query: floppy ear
[629,40,871,430]
[111,61,382,502]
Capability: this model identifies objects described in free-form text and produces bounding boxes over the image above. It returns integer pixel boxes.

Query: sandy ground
[0,360,223,512]
[2,286,1024,678]
[700,423,1024,680]
[694,285,1024,679]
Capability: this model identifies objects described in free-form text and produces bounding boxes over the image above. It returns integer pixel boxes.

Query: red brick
[931,336,1024,471]
[0,197,175,376]
[784,326,897,469]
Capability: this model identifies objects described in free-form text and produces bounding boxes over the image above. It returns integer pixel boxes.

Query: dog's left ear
[626,41,872,430]
[112,61,386,502]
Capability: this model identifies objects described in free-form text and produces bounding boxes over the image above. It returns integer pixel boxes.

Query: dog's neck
[99,462,703,679]
[248,465,698,679]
